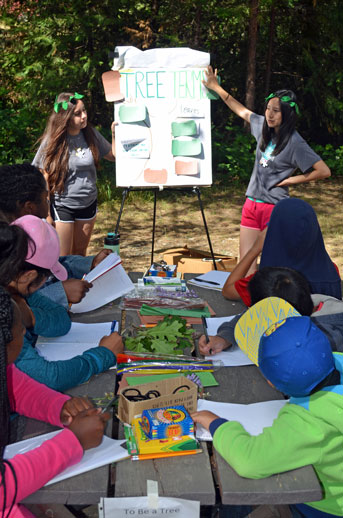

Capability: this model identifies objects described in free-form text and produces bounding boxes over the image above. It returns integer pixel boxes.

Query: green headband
[265,93,300,115]
[54,92,84,113]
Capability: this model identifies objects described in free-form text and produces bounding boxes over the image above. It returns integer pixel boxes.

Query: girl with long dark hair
[203,67,330,274]
[32,93,116,256]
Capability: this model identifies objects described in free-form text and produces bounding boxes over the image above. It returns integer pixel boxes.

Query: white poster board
[113,46,213,188]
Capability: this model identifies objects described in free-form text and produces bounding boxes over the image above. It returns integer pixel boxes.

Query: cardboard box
[117,376,197,425]
[162,245,237,274]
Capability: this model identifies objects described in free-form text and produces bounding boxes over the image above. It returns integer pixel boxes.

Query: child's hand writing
[198,335,231,356]
[60,396,94,426]
[99,332,124,356]
[191,410,220,431]
[68,407,110,450]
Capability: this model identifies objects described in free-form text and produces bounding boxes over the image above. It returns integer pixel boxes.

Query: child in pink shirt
[0,286,110,518]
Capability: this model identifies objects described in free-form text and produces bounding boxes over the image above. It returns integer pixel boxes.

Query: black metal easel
[114,186,217,269]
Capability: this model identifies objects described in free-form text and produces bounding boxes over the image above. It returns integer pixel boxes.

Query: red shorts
[241,198,275,231]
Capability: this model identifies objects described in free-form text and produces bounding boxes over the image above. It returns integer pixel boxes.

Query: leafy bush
[0,104,43,165]
[312,143,343,177]
[212,124,256,185]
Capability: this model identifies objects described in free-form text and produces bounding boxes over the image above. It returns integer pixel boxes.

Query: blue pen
[110,320,117,333]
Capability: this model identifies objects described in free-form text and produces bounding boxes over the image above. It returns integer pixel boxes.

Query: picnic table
[20,272,322,508]
[114,273,322,506]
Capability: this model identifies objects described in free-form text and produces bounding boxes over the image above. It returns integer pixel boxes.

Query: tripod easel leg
[193,187,217,270]
[151,189,157,265]
[115,187,131,235]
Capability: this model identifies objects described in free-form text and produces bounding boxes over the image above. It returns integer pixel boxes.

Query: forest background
[1,0,343,271]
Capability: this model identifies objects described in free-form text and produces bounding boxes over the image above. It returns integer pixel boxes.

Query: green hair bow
[265,93,300,115]
[54,92,84,113]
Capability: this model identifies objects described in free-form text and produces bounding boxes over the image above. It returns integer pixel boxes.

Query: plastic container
[104,232,120,254]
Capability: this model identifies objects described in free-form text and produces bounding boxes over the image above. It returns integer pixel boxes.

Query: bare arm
[276,160,331,187]
[222,229,267,300]
[203,66,253,123]
[103,121,117,162]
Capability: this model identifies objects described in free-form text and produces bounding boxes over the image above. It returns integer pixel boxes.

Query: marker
[110,320,118,333]
[194,278,220,286]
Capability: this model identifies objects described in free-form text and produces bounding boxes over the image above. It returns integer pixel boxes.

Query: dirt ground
[89,178,343,275]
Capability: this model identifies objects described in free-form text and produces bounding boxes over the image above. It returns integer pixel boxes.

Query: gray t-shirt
[32,128,111,209]
[246,114,321,204]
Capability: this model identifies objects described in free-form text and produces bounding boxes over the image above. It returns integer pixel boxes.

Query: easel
[114,186,217,270]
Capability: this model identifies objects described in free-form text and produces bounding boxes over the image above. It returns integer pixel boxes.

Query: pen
[194,278,220,286]
[110,320,117,333]
[201,316,210,344]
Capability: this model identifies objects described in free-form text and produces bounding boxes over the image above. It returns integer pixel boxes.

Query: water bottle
[104,232,120,255]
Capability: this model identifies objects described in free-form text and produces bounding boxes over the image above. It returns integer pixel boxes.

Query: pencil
[131,449,202,461]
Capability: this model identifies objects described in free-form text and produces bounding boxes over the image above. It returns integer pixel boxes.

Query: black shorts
[51,199,97,223]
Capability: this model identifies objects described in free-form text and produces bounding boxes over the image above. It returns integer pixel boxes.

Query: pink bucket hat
[12,215,68,281]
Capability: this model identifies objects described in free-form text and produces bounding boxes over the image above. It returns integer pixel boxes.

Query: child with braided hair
[0,286,111,518]
[0,163,112,309]
[202,67,331,274]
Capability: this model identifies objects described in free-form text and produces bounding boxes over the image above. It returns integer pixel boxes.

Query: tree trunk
[265,2,276,96]
[245,0,259,113]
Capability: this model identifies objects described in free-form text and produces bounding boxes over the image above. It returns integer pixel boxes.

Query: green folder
[140,304,211,318]
[119,104,147,123]
[171,138,202,157]
[126,372,219,387]
[171,120,197,137]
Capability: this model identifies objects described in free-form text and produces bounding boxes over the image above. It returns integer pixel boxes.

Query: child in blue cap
[193,297,343,517]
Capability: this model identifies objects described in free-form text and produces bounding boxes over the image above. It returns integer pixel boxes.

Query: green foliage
[212,124,256,184]
[125,316,194,355]
[312,144,343,177]
[1,0,342,185]
[0,104,42,164]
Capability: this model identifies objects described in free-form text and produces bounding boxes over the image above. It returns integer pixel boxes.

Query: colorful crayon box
[140,405,194,440]
[148,263,177,278]
[131,416,197,455]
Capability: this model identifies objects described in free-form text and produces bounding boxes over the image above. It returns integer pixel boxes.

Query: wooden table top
[21,271,322,506]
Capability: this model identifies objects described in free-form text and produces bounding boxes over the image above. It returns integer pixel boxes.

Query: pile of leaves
[125,316,194,355]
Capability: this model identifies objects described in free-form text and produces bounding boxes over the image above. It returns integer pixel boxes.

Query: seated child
[4,216,123,391]
[0,163,112,308]
[0,286,110,518]
[193,297,343,518]
[200,266,343,356]
[222,198,341,305]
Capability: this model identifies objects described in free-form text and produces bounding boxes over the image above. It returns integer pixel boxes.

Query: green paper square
[172,138,202,157]
[172,120,197,137]
[119,104,147,123]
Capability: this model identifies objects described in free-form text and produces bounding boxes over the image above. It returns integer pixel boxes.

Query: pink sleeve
[2,429,83,508]
[7,365,69,427]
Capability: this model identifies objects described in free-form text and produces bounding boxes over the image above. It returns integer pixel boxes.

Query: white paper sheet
[36,322,119,361]
[115,46,210,69]
[70,254,134,313]
[188,270,230,291]
[195,399,288,441]
[204,316,253,367]
[4,431,129,486]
